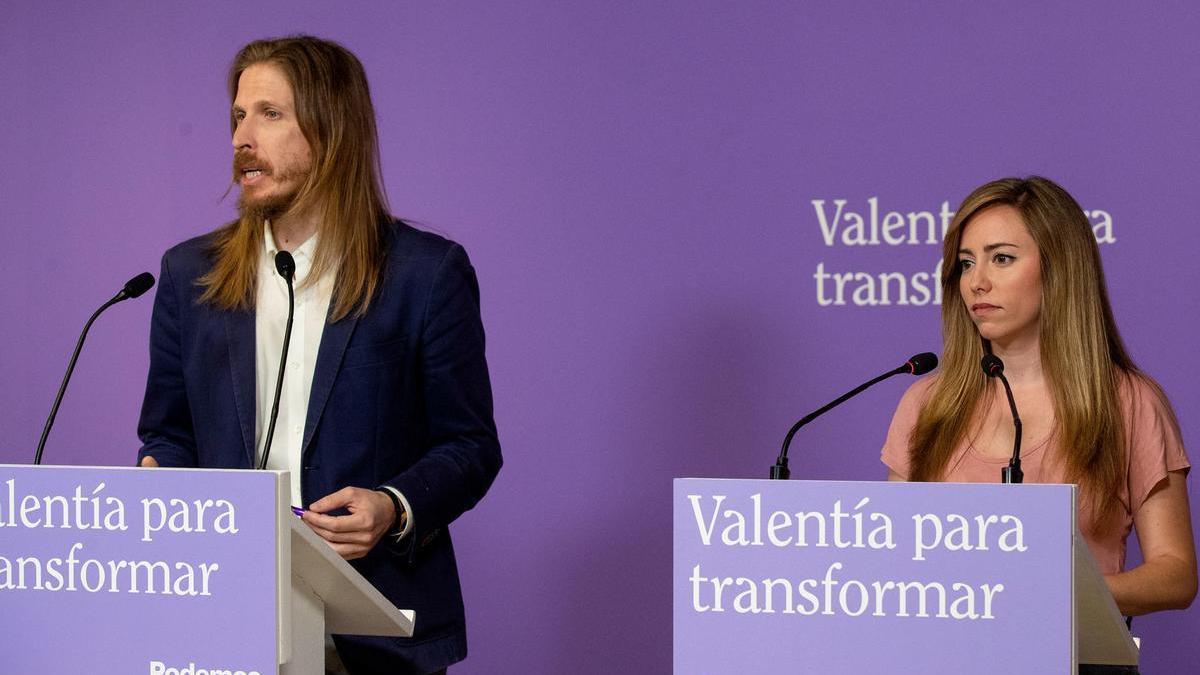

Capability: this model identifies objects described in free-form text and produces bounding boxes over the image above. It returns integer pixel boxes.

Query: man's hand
[302,487,396,560]
[139,456,160,467]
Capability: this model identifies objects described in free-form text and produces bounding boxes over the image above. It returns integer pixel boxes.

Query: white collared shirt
[255,223,332,507]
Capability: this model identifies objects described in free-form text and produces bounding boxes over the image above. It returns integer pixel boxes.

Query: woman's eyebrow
[959,242,1019,255]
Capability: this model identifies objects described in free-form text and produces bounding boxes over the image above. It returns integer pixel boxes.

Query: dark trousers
[327,666,445,675]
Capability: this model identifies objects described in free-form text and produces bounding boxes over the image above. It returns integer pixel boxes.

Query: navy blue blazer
[137,220,502,673]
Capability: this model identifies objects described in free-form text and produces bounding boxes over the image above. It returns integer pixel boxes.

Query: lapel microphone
[981,354,1024,484]
[34,272,156,465]
[259,251,296,470]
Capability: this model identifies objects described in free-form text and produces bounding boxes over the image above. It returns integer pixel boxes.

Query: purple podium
[673,478,1138,674]
[0,464,413,675]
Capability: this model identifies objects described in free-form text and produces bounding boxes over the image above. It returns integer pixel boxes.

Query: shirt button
[290,362,300,370]
[293,425,302,435]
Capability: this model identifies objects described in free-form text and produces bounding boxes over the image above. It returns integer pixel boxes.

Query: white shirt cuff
[379,485,413,541]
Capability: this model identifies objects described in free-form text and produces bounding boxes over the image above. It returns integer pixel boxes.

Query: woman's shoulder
[1117,370,1181,428]
[881,375,940,478]
[897,374,939,409]
[885,375,940,436]
[1116,369,1187,464]
[1115,369,1190,512]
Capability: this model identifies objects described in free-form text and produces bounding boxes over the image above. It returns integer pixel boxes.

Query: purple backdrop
[2,2,1197,672]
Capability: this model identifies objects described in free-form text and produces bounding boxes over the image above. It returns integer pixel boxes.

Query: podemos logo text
[150,661,261,675]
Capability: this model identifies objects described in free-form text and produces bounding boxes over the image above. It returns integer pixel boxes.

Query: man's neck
[270,208,320,252]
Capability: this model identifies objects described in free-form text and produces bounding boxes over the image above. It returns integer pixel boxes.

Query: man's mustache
[232,151,273,179]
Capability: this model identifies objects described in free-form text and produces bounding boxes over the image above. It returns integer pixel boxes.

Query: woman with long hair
[882,177,1196,629]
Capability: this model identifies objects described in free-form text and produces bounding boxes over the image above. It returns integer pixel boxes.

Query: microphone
[121,272,156,299]
[981,354,1023,484]
[770,352,938,480]
[34,272,156,465]
[258,251,296,470]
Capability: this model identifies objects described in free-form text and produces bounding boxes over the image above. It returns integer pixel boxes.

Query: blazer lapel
[302,311,360,458]
[225,310,257,468]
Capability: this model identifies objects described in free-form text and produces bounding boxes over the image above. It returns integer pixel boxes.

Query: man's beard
[233,151,311,220]
[237,178,305,220]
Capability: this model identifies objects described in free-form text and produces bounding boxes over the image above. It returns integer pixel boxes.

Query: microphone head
[274,251,296,281]
[122,272,156,299]
[905,352,938,375]
[981,354,1004,377]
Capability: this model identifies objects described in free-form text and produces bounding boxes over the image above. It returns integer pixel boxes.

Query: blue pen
[291,506,305,517]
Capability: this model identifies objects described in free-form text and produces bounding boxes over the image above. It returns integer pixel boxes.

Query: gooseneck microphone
[981,354,1023,484]
[34,272,156,465]
[258,251,296,470]
[770,352,938,480]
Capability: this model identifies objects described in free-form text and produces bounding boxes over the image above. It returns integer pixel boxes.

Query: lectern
[0,464,413,674]
[285,493,416,674]
[673,478,1137,674]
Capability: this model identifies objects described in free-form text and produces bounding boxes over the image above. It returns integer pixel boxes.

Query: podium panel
[0,464,280,674]
[673,478,1136,674]
[0,464,413,675]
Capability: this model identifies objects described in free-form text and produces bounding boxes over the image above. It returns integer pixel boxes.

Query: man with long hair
[137,36,502,674]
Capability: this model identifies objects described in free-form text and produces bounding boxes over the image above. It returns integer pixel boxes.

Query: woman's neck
[989,335,1044,387]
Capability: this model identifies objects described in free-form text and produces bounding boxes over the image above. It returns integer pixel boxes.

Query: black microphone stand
[981,355,1023,484]
[35,273,156,465]
[258,252,296,470]
[770,353,938,480]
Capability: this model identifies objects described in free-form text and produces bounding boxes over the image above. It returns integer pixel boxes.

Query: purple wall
[3,2,1197,672]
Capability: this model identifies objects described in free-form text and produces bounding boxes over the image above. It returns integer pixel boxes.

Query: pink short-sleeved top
[881,374,1190,575]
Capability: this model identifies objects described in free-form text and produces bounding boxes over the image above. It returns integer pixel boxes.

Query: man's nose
[232,118,252,150]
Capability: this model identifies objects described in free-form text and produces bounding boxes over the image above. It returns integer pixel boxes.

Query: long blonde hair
[909,176,1140,532]
[198,35,389,321]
